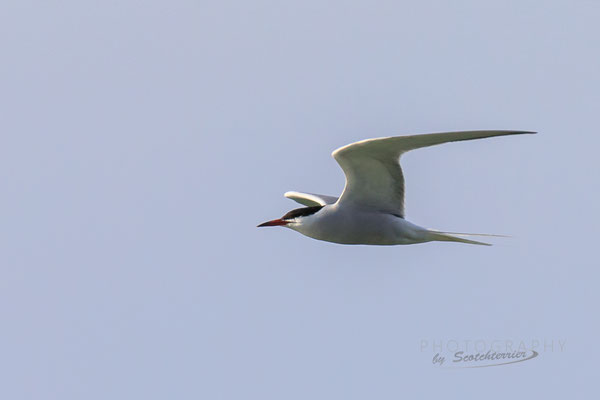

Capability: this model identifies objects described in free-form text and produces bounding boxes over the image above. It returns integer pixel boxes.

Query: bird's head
[257,205,324,228]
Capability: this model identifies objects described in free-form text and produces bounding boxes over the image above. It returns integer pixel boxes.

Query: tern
[258,130,535,246]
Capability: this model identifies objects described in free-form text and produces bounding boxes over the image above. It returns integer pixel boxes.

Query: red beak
[257,218,289,227]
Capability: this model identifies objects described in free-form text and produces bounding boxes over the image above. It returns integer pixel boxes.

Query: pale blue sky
[1,0,599,398]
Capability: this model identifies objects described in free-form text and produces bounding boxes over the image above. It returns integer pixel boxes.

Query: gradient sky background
[2,0,599,398]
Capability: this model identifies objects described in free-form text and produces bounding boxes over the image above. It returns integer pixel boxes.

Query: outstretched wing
[284,191,339,207]
[332,130,535,217]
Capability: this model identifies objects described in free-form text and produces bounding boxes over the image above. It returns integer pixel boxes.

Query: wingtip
[504,130,537,136]
[506,130,537,135]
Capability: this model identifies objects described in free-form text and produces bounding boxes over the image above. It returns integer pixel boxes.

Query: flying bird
[258,130,535,246]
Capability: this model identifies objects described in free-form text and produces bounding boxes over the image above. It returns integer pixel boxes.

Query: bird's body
[289,204,430,245]
[259,130,535,246]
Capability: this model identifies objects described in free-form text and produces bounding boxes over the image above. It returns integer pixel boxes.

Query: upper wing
[332,130,536,217]
[284,191,339,207]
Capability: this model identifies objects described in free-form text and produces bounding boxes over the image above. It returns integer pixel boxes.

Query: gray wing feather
[332,130,535,217]
[284,191,339,207]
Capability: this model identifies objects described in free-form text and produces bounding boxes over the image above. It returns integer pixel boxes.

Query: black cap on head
[282,205,324,220]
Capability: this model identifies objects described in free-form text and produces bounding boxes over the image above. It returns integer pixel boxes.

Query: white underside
[286,204,432,245]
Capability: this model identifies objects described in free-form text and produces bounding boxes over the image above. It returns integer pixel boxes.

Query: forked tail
[426,230,509,246]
